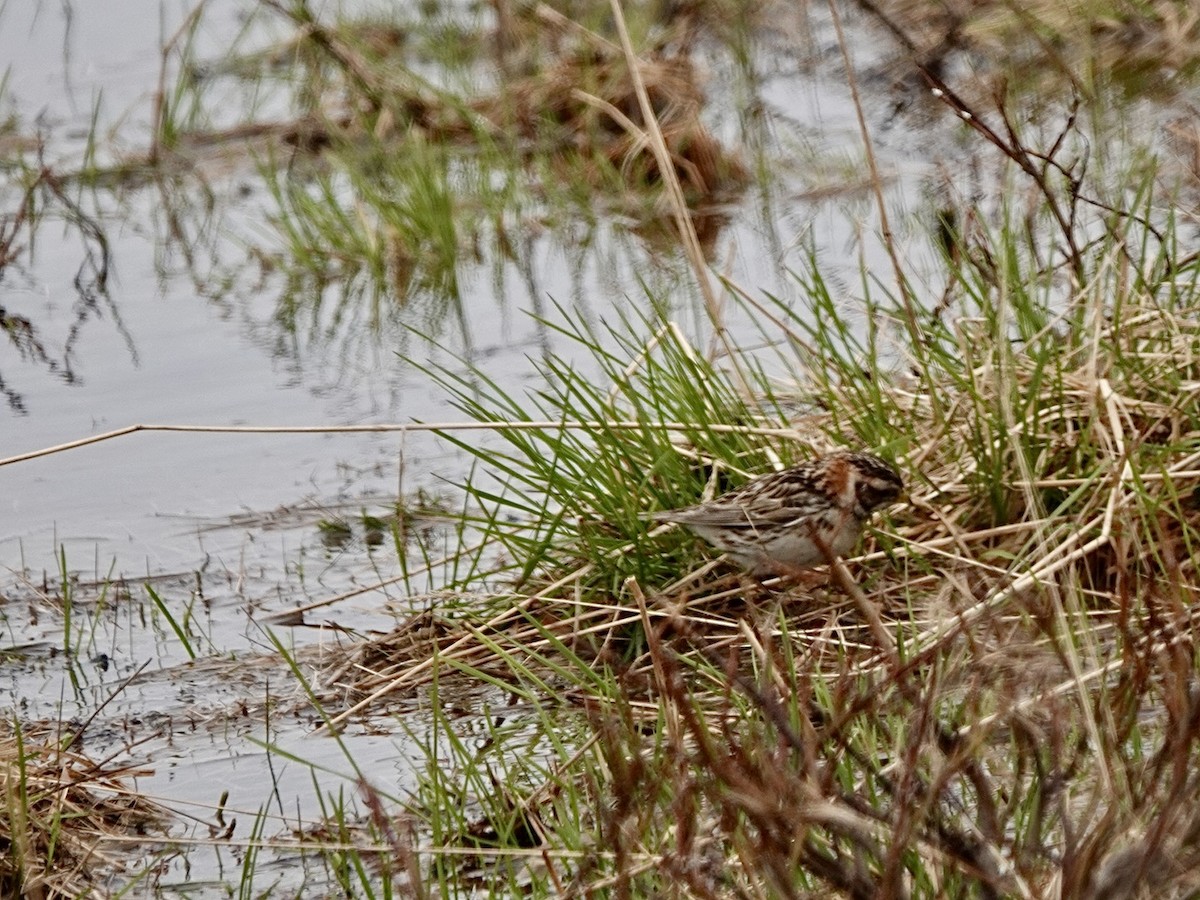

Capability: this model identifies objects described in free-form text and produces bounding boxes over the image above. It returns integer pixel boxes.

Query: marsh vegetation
[5,0,1200,896]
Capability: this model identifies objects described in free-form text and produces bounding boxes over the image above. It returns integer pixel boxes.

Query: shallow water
[0,1,929,582]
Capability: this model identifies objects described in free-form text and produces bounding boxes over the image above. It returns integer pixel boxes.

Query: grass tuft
[0,721,169,897]
[325,150,1200,895]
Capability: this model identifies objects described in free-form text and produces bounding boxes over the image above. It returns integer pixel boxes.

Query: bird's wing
[653,495,806,528]
[649,465,824,528]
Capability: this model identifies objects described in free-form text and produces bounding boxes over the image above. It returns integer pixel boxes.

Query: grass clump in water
[0,721,169,897]
[210,0,752,332]
[320,150,1200,895]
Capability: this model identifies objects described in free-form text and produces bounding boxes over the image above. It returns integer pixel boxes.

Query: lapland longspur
[650,450,903,576]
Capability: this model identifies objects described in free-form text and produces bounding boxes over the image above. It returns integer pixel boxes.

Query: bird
[648,450,903,577]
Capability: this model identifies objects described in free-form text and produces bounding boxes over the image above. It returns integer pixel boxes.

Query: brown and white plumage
[650,450,903,576]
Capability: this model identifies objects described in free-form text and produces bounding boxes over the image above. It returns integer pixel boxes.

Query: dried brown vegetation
[0,724,168,898]
[860,0,1200,94]
[257,0,748,215]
